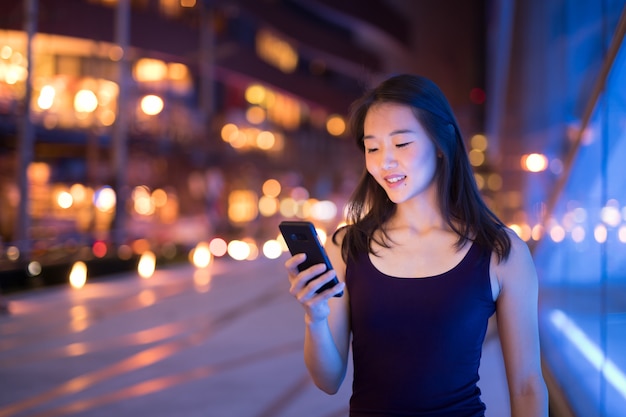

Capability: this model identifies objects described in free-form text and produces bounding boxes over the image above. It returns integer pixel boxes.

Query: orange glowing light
[522,153,548,172]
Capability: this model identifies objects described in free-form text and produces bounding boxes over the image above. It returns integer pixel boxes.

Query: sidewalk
[0,257,510,417]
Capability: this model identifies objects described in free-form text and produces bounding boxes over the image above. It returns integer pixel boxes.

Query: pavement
[0,256,510,417]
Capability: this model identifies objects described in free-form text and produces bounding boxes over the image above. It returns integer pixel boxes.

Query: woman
[285,74,548,416]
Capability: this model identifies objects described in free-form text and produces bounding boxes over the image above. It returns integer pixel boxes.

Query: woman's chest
[369,239,472,279]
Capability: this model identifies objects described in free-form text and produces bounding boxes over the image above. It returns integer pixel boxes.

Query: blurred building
[0,1,626,416]
[0,0,487,262]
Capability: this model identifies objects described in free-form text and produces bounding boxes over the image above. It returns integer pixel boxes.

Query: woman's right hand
[285,253,345,324]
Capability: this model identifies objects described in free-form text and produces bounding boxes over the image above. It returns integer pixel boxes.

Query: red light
[470,88,486,104]
[93,241,107,258]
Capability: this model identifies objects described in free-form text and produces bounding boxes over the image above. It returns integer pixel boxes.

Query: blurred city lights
[469,87,486,104]
[245,84,267,104]
[279,197,298,218]
[509,223,522,238]
[594,224,608,243]
[6,246,20,261]
[531,224,544,241]
[522,153,548,172]
[152,188,168,207]
[132,239,151,254]
[91,240,107,258]
[263,239,283,259]
[221,123,238,142]
[572,207,587,223]
[619,226,626,243]
[191,242,212,268]
[92,241,107,258]
[311,200,338,221]
[290,186,309,201]
[70,183,87,203]
[57,191,73,209]
[133,186,154,216]
[468,149,485,166]
[550,225,566,242]
[69,261,88,289]
[256,131,275,150]
[209,238,228,257]
[571,225,586,243]
[470,134,488,151]
[262,179,281,197]
[550,158,564,175]
[326,114,346,136]
[228,190,258,223]
[258,195,279,217]
[181,0,197,8]
[134,58,168,82]
[74,89,98,113]
[600,201,621,227]
[244,239,259,261]
[487,174,502,191]
[246,106,266,124]
[140,94,164,115]
[256,29,298,74]
[94,186,116,212]
[27,261,42,277]
[37,85,55,110]
[227,240,250,260]
[138,251,157,278]
[118,244,133,260]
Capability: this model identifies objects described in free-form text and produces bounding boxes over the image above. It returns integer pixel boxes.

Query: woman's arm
[285,231,350,394]
[493,231,549,417]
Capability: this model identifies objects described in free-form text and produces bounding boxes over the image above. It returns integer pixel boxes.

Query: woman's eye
[365,147,378,153]
[396,142,411,148]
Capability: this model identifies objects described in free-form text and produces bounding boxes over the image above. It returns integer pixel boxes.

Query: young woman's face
[363,103,438,204]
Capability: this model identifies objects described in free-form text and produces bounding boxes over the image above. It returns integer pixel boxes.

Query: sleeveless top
[345,243,495,417]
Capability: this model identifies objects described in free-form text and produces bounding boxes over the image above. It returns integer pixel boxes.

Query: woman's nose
[382,153,398,170]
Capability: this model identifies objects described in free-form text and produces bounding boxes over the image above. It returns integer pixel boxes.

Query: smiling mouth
[386,176,406,184]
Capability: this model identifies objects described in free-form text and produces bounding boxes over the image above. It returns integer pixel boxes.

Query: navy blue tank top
[345,243,495,417]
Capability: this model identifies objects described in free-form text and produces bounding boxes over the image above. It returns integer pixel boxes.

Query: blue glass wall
[533,34,626,417]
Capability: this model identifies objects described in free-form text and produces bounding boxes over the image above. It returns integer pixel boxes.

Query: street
[0,256,509,417]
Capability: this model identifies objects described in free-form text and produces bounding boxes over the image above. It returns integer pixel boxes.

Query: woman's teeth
[387,176,406,183]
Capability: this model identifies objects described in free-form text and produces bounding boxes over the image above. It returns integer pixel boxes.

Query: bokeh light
[191,242,212,268]
[209,238,228,257]
[138,251,156,278]
[69,261,88,289]
[263,239,283,259]
[227,240,250,261]
[140,94,164,115]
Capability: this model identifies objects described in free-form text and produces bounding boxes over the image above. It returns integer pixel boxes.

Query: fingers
[284,253,306,277]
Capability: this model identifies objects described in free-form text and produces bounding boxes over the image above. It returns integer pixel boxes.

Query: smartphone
[279,221,343,297]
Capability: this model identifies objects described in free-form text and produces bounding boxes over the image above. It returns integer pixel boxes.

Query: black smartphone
[279,221,343,297]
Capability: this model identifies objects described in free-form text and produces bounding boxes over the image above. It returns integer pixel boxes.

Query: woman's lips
[384,174,406,187]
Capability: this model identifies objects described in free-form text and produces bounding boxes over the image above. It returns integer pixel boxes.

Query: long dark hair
[334,74,511,262]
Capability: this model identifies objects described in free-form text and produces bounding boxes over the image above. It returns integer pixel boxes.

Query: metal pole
[111,0,130,248]
[14,0,38,258]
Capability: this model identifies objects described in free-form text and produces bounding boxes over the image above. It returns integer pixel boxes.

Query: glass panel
[534,33,626,417]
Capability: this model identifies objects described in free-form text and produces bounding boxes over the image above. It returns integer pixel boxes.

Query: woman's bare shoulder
[493,228,536,283]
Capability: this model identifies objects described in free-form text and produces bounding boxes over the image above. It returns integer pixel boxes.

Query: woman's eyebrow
[363,128,415,140]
